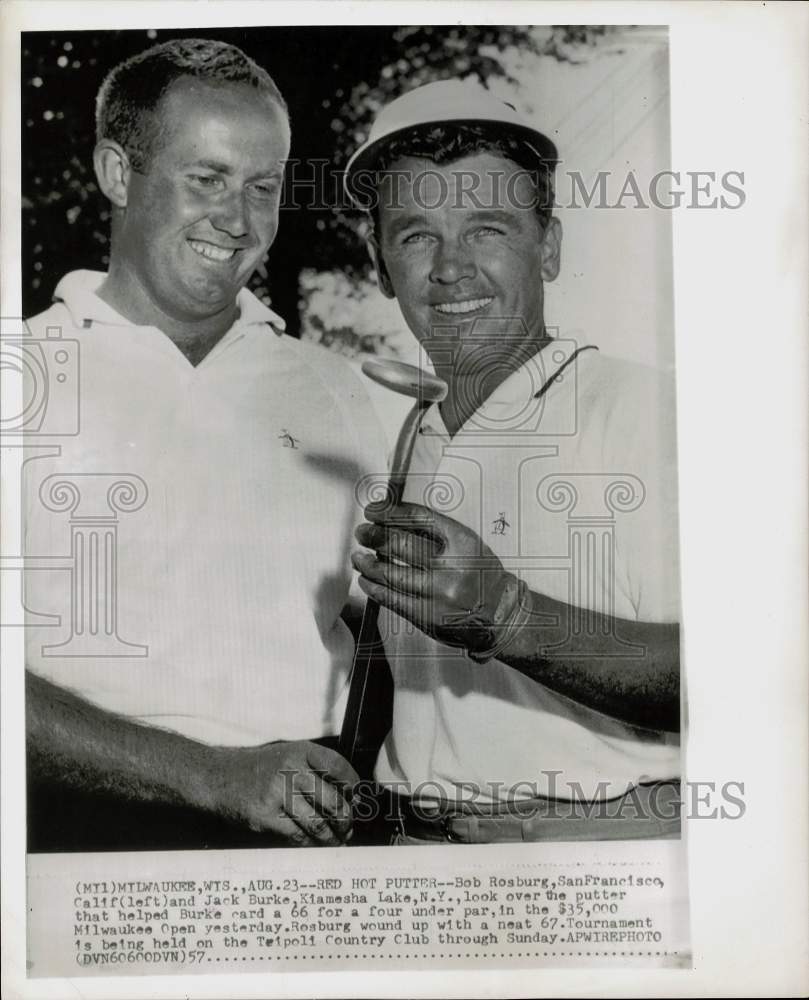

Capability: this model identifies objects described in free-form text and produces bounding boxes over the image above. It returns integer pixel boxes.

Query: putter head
[361,358,448,403]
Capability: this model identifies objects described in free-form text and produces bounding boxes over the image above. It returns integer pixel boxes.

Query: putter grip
[340,400,425,767]
[338,596,382,764]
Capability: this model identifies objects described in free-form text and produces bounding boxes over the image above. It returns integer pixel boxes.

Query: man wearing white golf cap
[348,79,682,843]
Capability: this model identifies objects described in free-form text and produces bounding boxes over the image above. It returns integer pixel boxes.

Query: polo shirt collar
[418,337,596,438]
[52,269,286,334]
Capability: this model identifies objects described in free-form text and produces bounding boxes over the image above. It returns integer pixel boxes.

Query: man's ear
[539,216,562,282]
[366,233,396,300]
[93,140,133,210]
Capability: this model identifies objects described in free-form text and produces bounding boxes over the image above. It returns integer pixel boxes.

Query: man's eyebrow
[184,159,283,180]
[384,212,433,236]
[187,158,233,173]
[464,209,521,225]
[384,208,521,236]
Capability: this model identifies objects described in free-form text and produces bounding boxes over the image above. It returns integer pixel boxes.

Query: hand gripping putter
[340,359,448,773]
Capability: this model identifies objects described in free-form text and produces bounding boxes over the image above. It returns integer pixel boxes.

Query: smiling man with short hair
[93,69,290,363]
[24,38,384,850]
[347,80,682,844]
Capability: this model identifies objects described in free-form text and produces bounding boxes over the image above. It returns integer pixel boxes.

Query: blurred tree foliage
[22,25,619,332]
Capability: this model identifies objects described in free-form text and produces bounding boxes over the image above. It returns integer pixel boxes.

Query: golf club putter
[340,359,448,773]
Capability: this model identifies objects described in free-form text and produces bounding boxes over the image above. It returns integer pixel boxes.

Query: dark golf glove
[352,501,528,662]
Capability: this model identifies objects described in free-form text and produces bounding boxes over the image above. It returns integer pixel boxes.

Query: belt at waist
[388,781,681,844]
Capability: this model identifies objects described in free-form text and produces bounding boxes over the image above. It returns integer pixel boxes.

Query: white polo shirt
[375,341,681,801]
[24,271,386,746]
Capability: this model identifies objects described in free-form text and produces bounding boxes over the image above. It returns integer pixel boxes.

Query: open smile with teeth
[188,239,239,263]
[433,297,494,315]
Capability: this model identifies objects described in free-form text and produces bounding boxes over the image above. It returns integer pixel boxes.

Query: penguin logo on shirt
[278,429,299,449]
[492,512,510,535]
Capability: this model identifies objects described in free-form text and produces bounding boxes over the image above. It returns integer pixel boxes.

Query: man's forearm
[26,670,359,845]
[26,670,219,811]
[496,589,680,732]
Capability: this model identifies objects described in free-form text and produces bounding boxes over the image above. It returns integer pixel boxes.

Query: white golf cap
[344,78,558,207]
